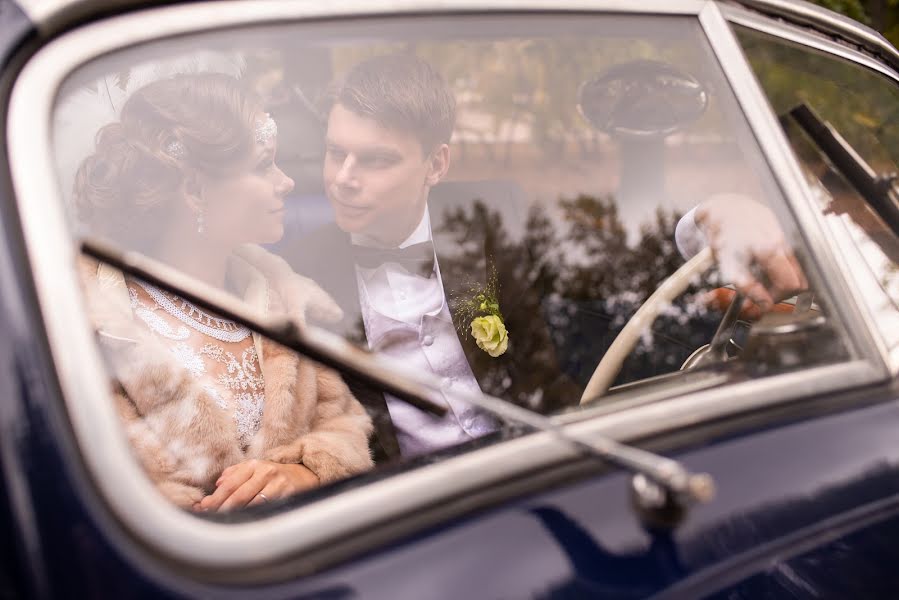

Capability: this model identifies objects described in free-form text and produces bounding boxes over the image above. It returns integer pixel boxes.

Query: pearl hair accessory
[254,115,278,144]
[164,138,186,159]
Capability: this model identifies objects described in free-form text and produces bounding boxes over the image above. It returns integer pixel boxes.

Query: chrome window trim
[6,0,888,573]
[16,0,898,61]
[18,0,710,32]
[732,0,899,75]
[718,4,899,375]
[720,3,899,86]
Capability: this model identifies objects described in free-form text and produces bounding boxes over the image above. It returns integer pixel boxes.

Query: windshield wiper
[785,103,899,236]
[82,238,715,526]
[82,238,448,418]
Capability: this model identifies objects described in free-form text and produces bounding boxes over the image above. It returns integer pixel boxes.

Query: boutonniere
[457,269,508,357]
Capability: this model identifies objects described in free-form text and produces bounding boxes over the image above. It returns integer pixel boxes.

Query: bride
[74,71,373,511]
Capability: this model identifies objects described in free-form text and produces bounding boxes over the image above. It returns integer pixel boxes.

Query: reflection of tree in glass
[440,201,579,412]
[554,195,718,386]
[437,195,719,412]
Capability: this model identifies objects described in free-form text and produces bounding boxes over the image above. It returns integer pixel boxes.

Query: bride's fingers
[218,471,268,512]
[217,463,236,484]
[200,463,253,512]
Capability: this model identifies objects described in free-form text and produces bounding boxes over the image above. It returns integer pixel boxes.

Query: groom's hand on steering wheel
[696,194,808,314]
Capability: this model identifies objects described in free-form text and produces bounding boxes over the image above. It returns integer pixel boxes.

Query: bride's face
[196,127,294,247]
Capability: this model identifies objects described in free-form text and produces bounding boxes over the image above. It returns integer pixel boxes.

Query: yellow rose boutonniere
[454,268,508,357]
[470,314,509,357]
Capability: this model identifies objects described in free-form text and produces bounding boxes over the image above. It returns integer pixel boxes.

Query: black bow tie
[351,241,436,274]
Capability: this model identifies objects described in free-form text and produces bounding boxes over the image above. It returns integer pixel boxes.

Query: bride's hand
[194,459,320,512]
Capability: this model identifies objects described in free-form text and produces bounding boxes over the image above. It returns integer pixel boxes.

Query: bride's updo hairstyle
[74,73,262,251]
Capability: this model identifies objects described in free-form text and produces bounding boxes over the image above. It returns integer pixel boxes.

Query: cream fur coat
[80,245,374,508]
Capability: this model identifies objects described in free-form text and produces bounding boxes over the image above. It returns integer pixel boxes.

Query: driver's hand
[695,194,808,312]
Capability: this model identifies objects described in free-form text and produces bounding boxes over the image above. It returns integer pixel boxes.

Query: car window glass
[736,27,899,354]
[797,128,899,354]
[50,14,853,514]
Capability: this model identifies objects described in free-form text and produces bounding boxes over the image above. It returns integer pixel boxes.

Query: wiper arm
[82,238,448,418]
[82,238,715,525]
[785,103,899,236]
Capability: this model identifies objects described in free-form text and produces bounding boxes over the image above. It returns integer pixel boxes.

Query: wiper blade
[82,238,715,521]
[785,103,899,236]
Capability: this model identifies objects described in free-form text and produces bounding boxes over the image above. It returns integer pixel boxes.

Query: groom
[286,53,806,462]
[285,54,581,460]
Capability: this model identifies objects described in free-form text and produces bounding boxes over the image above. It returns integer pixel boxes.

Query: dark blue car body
[4,301,899,598]
[1,1,899,598]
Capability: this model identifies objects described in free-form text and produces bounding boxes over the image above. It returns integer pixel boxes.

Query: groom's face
[324,104,436,247]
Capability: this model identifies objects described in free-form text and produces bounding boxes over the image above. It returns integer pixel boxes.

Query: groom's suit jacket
[282,181,582,461]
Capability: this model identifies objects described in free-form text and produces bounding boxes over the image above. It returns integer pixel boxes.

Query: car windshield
[53,13,850,426]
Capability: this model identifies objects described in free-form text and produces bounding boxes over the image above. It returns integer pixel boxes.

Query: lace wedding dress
[127,278,265,448]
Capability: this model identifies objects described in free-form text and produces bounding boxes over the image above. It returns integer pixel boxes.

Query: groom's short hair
[326,53,456,153]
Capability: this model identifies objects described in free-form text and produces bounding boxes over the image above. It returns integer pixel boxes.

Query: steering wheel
[579,247,715,404]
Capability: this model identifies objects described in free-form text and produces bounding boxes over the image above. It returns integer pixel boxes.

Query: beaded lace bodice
[127,279,265,448]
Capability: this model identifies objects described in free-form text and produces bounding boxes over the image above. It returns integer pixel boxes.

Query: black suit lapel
[283,224,400,461]
[344,375,401,462]
[297,225,365,342]
[434,242,486,360]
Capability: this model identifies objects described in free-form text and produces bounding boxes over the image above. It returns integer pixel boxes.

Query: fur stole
[79,245,373,508]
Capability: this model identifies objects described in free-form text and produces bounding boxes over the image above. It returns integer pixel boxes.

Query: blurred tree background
[809,0,899,46]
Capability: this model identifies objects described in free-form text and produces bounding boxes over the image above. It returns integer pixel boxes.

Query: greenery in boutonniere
[455,267,508,357]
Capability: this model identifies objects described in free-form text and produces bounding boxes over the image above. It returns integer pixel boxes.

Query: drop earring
[196,210,205,235]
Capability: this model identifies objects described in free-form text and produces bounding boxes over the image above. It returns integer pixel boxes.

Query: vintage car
[1,0,898,597]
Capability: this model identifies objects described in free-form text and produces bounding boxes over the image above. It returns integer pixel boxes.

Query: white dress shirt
[352,207,496,457]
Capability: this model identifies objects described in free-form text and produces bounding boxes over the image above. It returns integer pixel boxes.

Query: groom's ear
[424,143,450,187]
